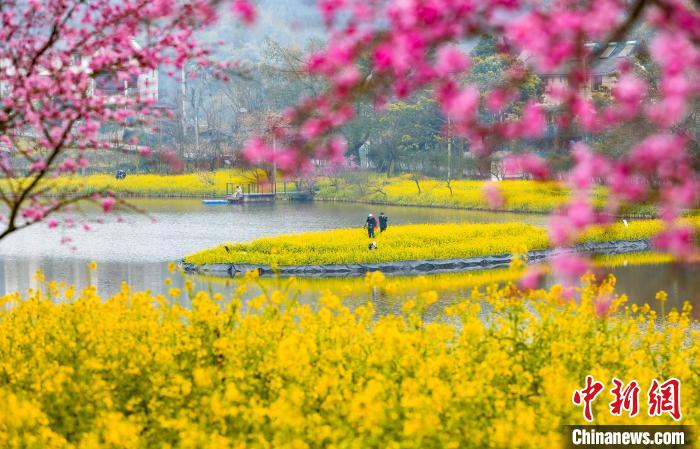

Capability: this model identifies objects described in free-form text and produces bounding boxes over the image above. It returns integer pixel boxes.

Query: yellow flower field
[184,219,697,266]
[0,273,697,448]
[316,175,614,214]
[185,222,550,265]
[2,169,678,217]
[0,170,263,197]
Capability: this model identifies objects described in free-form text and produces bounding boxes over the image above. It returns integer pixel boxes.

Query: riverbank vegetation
[316,175,572,212]
[185,222,549,266]
[0,273,695,448]
[315,174,663,216]
[6,170,673,218]
[184,219,693,266]
[0,170,264,198]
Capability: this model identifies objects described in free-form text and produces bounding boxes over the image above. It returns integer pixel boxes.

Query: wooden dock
[202,181,312,205]
[233,192,275,203]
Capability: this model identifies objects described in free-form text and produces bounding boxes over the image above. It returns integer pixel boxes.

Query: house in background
[537,40,641,151]
[539,40,640,105]
[92,40,159,103]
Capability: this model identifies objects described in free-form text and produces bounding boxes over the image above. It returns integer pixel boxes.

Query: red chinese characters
[648,378,682,421]
[572,375,605,422]
[573,376,682,422]
[609,378,640,417]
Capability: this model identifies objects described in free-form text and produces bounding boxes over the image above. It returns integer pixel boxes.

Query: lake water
[0,199,696,310]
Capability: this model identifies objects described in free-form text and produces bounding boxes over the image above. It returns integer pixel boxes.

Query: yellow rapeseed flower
[0,271,696,448]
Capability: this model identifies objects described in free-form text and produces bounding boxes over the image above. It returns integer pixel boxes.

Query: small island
[183,220,693,277]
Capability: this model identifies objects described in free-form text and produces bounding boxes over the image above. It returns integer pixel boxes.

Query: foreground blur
[0,271,696,448]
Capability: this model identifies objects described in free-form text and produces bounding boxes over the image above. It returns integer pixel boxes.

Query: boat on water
[202,196,243,205]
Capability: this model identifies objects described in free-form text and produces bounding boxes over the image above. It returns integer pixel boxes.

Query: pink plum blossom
[440,86,480,122]
[519,267,544,290]
[138,147,153,156]
[503,153,550,181]
[481,182,505,209]
[0,0,259,242]
[594,295,612,318]
[434,45,470,77]
[101,197,116,213]
[231,0,256,24]
[613,74,647,117]
[569,143,610,190]
[653,226,696,259]
[629,133,686,174]
[551,253,590,285]
[516,102,546,138]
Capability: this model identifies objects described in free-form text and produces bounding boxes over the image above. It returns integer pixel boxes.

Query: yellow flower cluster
[0,274,696,448]
[317,176,586,213]
[0,170,263,197]
[184,219,698,266]
[185,222,551,265]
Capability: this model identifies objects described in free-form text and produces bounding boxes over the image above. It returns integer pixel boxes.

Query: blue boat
[202,197,244,205]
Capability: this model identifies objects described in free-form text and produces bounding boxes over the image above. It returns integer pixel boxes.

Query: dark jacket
[366,216,377,228]
[378,215,388,228]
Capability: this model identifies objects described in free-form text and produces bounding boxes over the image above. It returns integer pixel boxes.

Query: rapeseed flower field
[0,170,261,197]
[317,175,598,213]
[185,222,550,265]
[184,219,694,266]
[0,272,696,448]
[2,170,671,217]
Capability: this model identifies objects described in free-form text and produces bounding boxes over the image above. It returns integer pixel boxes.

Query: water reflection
[605,262,700,313]
[0,255,696,316]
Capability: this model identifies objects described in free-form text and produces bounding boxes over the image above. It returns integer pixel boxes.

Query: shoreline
[312,197,658,219]
[45,192,658,219]
[182,239,651,278]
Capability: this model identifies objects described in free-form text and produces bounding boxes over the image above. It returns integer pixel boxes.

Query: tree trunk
[413,177,421,195]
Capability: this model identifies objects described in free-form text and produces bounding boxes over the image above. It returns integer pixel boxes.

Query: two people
[365,212,388,238]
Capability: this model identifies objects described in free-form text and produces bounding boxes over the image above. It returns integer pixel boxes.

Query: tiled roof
[538,41,640,77]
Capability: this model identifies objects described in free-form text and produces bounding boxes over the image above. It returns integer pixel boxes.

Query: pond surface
[0,199,546,263]
[0,199,696,311]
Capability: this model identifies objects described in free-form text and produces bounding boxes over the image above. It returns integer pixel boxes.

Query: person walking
[366,213,377,238]
[378,212,388,233]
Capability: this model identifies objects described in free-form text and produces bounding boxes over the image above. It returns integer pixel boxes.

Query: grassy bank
[184,219,687,266]
[0,274,695,448]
